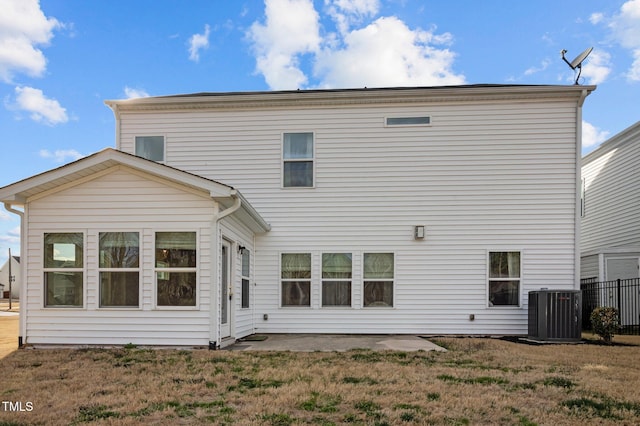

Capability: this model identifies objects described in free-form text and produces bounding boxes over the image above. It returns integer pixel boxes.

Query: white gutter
[3,203,25,346]
[105,103,122,150]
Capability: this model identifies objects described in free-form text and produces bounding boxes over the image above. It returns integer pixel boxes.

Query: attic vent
[386,116,431,126]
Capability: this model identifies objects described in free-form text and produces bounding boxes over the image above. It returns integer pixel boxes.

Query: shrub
[590,307,620,343]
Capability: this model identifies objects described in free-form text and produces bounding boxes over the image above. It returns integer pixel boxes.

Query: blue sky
[1,0,639,265]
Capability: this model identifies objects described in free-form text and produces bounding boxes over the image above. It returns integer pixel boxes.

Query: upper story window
[385,116,431,126]
[135,136,165,162]
[283,132,314,188]
[44,233,84,307]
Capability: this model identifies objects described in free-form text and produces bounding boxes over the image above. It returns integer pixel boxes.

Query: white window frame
[280,252,312,308]
[281,132,315,188]
[241,247,251,309]
[97,231,141,309]
[321,252,353,308]
[135,135,166,163]
[43,232,85,309]
[154,230,199,310]
[487,250,522,308]
[384,115,432,127]
[580,178,586,218]
[362,252,395,308]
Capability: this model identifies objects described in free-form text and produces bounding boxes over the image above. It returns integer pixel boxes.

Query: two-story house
[0,85,594,348]
[581,121,640,282]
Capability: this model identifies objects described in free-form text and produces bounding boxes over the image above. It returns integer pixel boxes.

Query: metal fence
[581,277,640,335]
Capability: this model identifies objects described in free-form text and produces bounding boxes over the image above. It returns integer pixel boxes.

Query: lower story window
[99,232,140,307]
[44,272,83,307]
[100,272,140,307]
[363,253,394,307]
[241,248,251,309]
[322,253,352,307]
[281,253,311,306]
[155,232,197,307]
[488,251,521,306]
[44,232,84,307]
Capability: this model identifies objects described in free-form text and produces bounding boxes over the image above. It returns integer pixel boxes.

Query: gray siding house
[0,85,594,347]
[581,121,640,281]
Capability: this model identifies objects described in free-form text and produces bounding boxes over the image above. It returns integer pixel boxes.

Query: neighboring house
[0,85,594,348]
[0,255,20,299]
[581,121,640,282]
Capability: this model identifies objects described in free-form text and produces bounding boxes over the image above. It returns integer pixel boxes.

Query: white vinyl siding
[24,167,215,346]
[581,123,640,254]
[219,216,256,340]
[111,90,582,335]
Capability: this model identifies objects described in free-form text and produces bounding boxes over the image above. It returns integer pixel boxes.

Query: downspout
[4,203,25,347]
[574,89,589,289]
[216,192,242,221]
[105,102,121,150]
[209,192,242,349]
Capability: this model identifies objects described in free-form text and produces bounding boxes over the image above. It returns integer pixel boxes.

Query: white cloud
[39,149,84,163]
[0,211,11,221]
[315,16,464,88]
[248,0,321,90]
[248,1,464,90]
[326,0,380,34]
[524,59,551,76]
[581,49,612,84]
[589,12,604,24]
[0,0,61,82]
[594,0,640,81]
[124,86,150,99]
[582,120,610,149]
[13,86,67,125]
[628,50,640,81]
[0,226,20,244]
[188,24,211,62]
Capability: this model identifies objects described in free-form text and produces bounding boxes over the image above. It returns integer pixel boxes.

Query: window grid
[282,132,314,188]
[281,253,312,307]
[488,251,521,307]
[321,253,352,307]
[43,232,84,308]
[241,249,250,309]
[98,232,140,308]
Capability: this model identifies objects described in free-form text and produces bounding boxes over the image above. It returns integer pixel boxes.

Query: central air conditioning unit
[528,290,582,342]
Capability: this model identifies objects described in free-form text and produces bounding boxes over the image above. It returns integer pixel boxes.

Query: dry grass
[0,335,639,425]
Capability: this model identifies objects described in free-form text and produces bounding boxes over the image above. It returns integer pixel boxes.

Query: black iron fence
[581,277,640,335]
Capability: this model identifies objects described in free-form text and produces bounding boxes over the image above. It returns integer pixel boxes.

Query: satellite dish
[561,47,593,85]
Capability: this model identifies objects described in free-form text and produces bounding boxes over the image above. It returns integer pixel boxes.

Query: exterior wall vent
[528,290,582,342]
